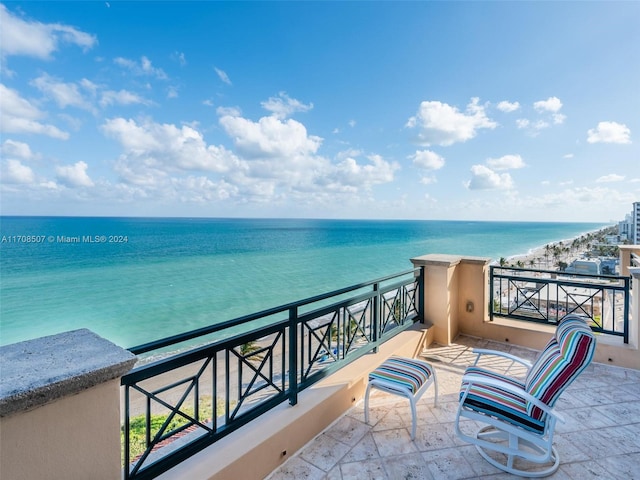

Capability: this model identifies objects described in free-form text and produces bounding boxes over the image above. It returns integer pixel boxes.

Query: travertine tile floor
[266,335,640,479]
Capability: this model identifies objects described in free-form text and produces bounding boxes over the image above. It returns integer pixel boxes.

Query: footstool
[364,356,438,440]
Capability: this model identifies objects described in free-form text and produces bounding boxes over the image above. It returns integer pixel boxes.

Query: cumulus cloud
[99,103,398,205]
[332,154,398,188]
[534,96,562,113]
[410,150,445,170]
[55,161,94,187]
[102,117,241,184]
[2,159,35,184]
[406,97,497,146]
[497,101,520,113]
[100,89,150,107]
[31,74,96,112]
[214,67,232,85]
[486,154,526,171]
[596,174,625,183]
[261,92,313,120]
[0,84,69,139]
[1,139,36,160]
[219,111,323,159]
[517,96,566,136]
[465,164,514,190]
[0,4,96,60]
[114,56,167,79]
[587,121,631,144]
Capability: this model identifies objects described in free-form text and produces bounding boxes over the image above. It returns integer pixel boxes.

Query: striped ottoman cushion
[368,356,433,394]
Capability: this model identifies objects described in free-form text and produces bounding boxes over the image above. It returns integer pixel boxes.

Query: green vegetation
[123,395,226,464]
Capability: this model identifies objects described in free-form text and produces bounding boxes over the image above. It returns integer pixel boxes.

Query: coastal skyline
[1,2,638,222]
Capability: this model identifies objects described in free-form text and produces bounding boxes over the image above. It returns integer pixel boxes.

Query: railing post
[418,267,425,323]
[623,276,630,344]
[489,265,495,321]
[629,267,640,349]
[372,281,380,352]
[288,306,298,406]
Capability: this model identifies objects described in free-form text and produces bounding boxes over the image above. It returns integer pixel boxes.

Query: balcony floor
[266,335,640,479]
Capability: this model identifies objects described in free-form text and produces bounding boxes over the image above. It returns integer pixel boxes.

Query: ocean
[0,217,606,349]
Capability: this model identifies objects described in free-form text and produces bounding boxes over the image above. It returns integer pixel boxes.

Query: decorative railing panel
[490,266,630,343]
[122,268,421,480]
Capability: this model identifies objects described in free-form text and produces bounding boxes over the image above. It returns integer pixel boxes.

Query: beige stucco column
[411,254,491,346]
[0,329,137,480]
[619,245,640,277]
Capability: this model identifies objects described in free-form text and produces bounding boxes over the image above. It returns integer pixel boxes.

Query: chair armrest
[471,348,533,369]
[461,373,565,424]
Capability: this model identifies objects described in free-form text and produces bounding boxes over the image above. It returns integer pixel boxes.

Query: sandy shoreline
[499,226,612,270]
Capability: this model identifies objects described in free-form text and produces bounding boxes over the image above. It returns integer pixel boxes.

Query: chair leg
[364,382,372,425]
[473,426,560,478]
[409,396,417,440]
[432,368,439,406]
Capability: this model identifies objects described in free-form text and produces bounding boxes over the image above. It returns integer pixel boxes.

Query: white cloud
[406,97,497,146]
[517,97,565,136]
[2,159,35,184]
[410,150,445,170]
[219,112,323,159]
[420,175,437,185]
[465,164,514,190]
[534,96,562,113]
[332,154,398,188]
[486,154,526,171]
[587,121,632,144]
[214,67,232,85]
[261,92,313,120]
[596,174,625,183]
[31,74,96,112]
[100,89,150,107]
[114,56,167,79]
[56,161,94,187]
[173,51,186,66]
[563,153,574,159]
[102,117,241,183]
[497,100,520,113]
[1,139,35,160]
[0,84,69,139]
[101,108,398,205]
[0,4,96,60]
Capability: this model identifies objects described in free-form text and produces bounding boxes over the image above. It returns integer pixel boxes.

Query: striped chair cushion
[525,315,595,420]
[368,356,433,394]
[460,367,545,433]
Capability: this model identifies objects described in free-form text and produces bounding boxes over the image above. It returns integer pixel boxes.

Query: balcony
[1,249,640,480]
[267,334,640,479]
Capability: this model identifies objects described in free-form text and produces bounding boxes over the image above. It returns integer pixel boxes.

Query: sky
[0,1,638,222]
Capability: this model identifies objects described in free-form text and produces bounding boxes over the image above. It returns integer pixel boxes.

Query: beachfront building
[564,258,601,275]
[618,201,640,244]
[634,201,640,244]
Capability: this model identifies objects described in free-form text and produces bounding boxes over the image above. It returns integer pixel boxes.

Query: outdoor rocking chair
[454,314,596,477]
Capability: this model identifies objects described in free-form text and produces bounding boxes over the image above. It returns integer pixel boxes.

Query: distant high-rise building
[618,202,640,244]
[633,201,640,244]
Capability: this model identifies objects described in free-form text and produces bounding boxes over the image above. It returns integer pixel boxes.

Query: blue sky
[1,1,638,222]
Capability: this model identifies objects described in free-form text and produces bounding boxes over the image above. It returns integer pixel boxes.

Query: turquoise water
[0,217,606,348]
